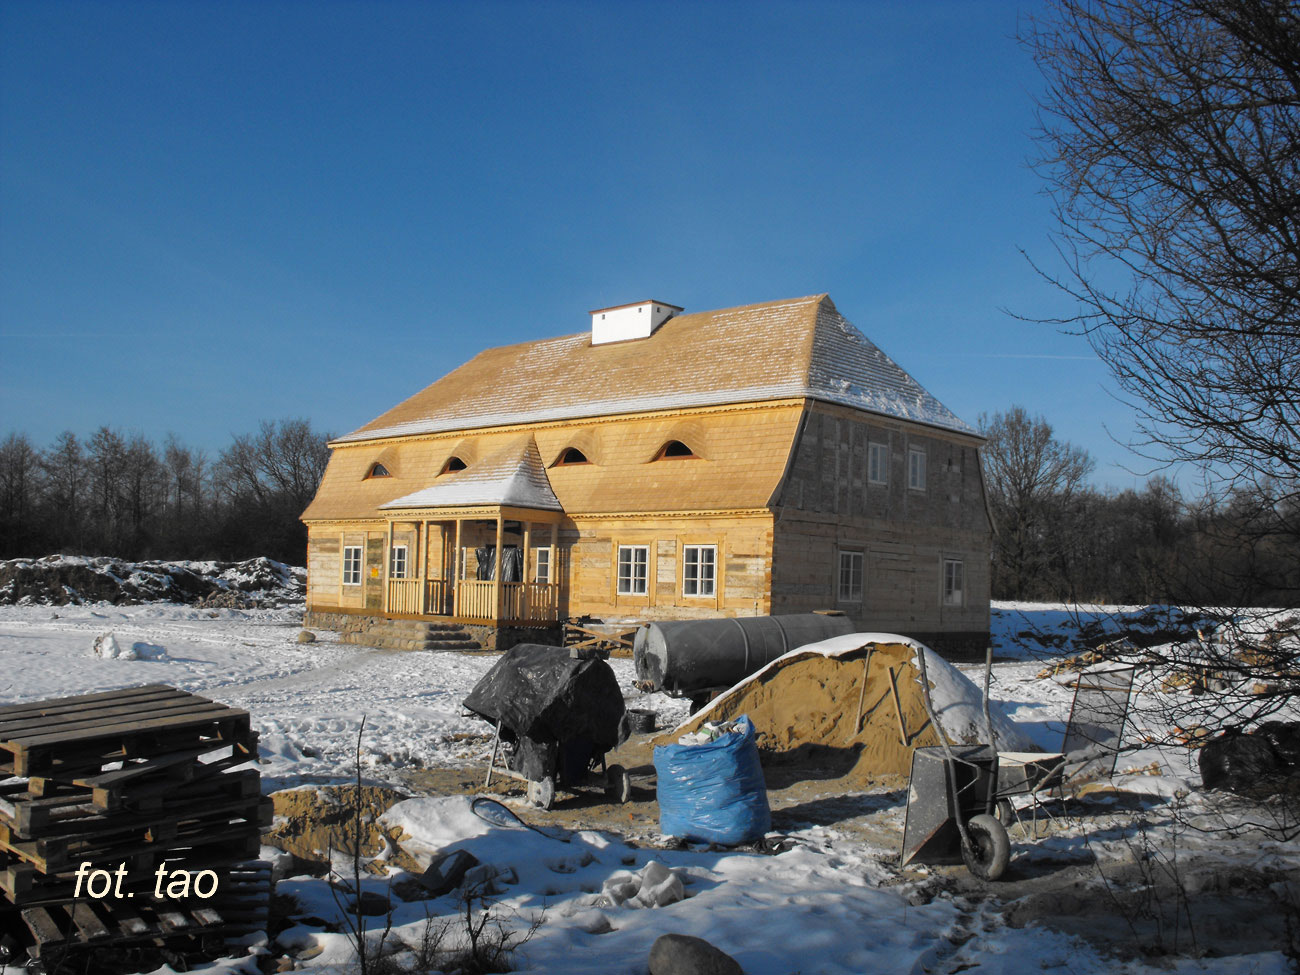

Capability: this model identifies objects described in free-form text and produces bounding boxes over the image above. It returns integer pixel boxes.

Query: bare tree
[980,406,1095,599]
[1023,0,1300,498]
[86,427,128,553]
[216,419,330,513]
[214,418,332,562]
[0,433,42,556]
[41,432,86,551]
[1023,1,1300,762]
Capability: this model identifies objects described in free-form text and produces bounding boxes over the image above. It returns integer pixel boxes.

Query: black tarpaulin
[463,643,627,750]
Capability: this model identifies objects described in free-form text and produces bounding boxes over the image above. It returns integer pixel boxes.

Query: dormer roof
[379,435,561,512]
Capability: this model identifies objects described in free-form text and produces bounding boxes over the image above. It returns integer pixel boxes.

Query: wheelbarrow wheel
[995,798,1015,827]
[527,776,555,810]
[961,814,1010,881]
[605,764,632,804]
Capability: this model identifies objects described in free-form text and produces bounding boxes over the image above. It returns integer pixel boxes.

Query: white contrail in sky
[957,353,1096,361]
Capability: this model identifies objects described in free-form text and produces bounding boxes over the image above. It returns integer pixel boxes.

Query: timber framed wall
[563,511,773,621]
[770,402,992,653]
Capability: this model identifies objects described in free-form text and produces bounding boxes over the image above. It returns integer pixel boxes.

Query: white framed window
[389,544,408,579]
[682,545,716,597]
[342,546,363,586]
[838,550,863,603]
[616,545,648,595]
[943,559,964,606]
[908,447,927,491]
[868,442,889,485]
[536,548,551,584]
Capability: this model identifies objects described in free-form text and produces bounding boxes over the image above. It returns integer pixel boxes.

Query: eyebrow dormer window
[441,456,467,475]
[366,463,392,478]
[653,440,697,460]
[553,447,589,467]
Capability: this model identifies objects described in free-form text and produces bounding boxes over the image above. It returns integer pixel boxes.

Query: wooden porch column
[550,522,559,620]
[383,521,393,613]
[493,513,505,620]
[522,521,532,619]
[418,519,428,615]
[452,518,463,618]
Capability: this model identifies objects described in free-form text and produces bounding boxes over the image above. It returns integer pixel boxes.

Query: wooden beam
[522,521,532,618]
[493,513,504,620]
[452,518,463,618]
[383,520,393,613]
[419,519,428,615]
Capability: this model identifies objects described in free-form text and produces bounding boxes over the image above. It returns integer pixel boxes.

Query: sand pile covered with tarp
[660,633,1036,785]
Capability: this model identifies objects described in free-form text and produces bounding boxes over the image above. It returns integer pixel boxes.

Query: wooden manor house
[301,294,993,655]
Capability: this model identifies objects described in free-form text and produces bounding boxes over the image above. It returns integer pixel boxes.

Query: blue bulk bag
[654,715,771,845]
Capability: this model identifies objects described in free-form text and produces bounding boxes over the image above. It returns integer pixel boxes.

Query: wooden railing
[387,578,561,621]
[457,580,496,620]
[504,582,560,621]
[386,578,423,614]
[425,579,451,616]
[455,581,561,622]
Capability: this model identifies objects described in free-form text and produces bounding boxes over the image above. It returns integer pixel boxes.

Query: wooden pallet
[14,859,272,960]
[0,685,252,777]
[0,686,272,962]
[563,622,638,654]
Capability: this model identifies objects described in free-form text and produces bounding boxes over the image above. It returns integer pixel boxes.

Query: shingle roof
[335,294,974,444]
[378,436,561,512]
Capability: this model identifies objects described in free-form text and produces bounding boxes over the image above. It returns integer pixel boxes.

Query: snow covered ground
[0,600,1295,974]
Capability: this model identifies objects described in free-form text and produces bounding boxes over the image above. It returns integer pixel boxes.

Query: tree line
[981,406,1299,607]
[0,420,331,565]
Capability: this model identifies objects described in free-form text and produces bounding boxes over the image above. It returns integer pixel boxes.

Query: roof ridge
[465,294,831,356]
[341,294,977,445]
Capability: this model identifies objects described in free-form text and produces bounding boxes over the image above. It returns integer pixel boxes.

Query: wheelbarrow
[464,643,632,810]
[899,646,1012,880]
[482,726,631,809]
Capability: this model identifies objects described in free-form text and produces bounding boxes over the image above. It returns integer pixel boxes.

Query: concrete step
[423,639,483,652]
[340,618,483,652]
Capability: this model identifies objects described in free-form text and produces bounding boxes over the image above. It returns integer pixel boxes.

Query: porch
[384,577,560,623]
[379,504,564,625]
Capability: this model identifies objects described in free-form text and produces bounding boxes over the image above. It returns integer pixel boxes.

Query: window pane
[943,559,963,605]
[343,546,362,585]
[618,546,648,595]
[838,551,863,601]
[683,545,716,597]
[868,443,888,484]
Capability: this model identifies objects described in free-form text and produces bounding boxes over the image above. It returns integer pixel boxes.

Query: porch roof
[379,435,563,513]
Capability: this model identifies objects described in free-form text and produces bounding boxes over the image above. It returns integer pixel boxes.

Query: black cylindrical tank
[633,613,856,696]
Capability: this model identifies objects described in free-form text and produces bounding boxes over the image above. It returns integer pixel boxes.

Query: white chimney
[590,300,682,345]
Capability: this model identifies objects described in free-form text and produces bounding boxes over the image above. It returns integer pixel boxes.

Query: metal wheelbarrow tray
[901,744,1010,879]
[463,643,631,809]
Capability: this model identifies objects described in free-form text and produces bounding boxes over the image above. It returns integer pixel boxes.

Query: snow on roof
[379,435,562,511]
[335,295,976,445]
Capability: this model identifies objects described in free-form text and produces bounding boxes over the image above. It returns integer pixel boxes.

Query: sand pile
[660,634,1035,786]
[263,785,423,874]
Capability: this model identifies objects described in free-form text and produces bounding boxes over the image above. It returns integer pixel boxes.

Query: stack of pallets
[0,684,273,966]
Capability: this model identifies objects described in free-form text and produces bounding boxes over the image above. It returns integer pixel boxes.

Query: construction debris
[0,684,272,966]
[1036,641,1133,679]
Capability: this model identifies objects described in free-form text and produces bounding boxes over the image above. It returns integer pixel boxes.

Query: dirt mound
[0,555,305,606]
[263,785,423,874]
[659,638,1033,786]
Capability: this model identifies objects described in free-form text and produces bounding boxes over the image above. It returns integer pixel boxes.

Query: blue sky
[1,0,1147,490]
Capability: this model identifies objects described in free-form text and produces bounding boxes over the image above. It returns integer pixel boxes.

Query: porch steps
[340,619,482,653]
